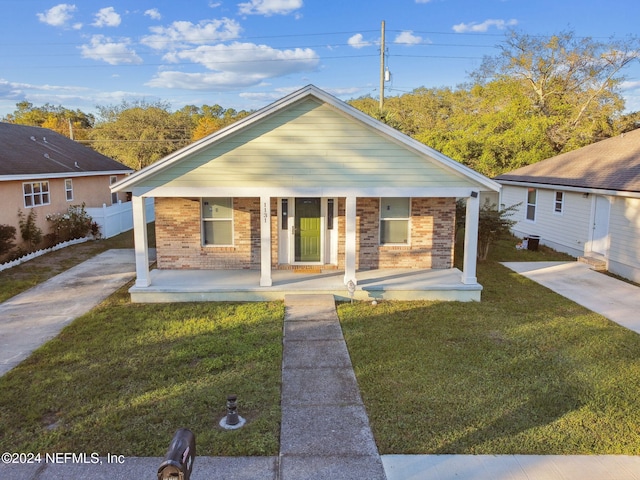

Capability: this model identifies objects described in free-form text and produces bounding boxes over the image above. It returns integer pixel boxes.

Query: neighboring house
[496,128,640,283]
[0,122,133,247]
[112,85,500,302]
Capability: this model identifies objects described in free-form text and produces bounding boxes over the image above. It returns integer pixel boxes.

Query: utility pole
[379,20,385,111]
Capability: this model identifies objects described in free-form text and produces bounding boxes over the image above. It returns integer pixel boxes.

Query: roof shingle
[495,128,640,193]
[0,122,132,177]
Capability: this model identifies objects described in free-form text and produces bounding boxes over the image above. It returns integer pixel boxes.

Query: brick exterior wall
[335,197,455,270]
[155,196,455,270]
[156,197,270,269]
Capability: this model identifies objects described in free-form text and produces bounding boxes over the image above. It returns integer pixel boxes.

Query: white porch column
[344,196,357,285]
[132,195,150,287]
[260,196,272,287]
[462,193,480,285]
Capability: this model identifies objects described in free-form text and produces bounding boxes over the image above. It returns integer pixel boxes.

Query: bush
[457,199,520,261]
[0,224,17,258]
[17,209,43,252]
[46,203,94,243]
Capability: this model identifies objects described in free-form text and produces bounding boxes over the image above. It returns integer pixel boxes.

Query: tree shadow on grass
[432,379,584,454]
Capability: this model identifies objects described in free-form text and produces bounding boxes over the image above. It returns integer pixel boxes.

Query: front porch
[129,267,482,303]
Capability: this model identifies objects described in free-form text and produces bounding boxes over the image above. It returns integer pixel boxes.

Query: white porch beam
[344,196,357,285]
[260,196,273,287]
[462,193,480,285]
[132,195,150,287]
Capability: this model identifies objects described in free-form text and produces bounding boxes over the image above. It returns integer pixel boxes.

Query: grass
[0,287,284,456]
[338,238,640,454]
[2,231,640,456]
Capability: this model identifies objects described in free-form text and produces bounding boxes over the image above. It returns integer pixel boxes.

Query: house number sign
[263,202,268,223]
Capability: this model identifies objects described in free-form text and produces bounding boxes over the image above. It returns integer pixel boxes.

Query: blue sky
[2,0,640,119]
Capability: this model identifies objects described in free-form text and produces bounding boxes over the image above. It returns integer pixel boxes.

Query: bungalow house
[495,128,640,283]
[0,122,133,248]
[112,85,500,302]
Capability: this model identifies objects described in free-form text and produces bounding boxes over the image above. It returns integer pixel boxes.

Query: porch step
[578,256,607,271]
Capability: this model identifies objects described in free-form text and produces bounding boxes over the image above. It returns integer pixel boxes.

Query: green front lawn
[1,235,640,455]
[0,290,283,456]
[338,240,640,454]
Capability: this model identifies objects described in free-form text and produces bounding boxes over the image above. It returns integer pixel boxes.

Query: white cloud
[144,9,162,20]
[238,0,303,16]
[239,87,299,102]
[141,19,242,50]
[148,42,319,90]
[348,34,371,49]
[36,4,77,28]
[415,0,432,3]
[80,35,143,65]
[394,31,423,46]
[92,7,121,28]
[452,18,518,33]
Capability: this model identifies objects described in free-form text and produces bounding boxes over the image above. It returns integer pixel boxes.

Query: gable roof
[495,128,640,194]
[113,85,500,195]
[0,122,133,180]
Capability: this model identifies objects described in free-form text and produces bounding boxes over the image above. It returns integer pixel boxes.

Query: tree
[474,30,639,152]
[3,102,94,140]
[89,100,193,170]
[190,104,251,141]
[348,30,639,176]
[416,81,557,176]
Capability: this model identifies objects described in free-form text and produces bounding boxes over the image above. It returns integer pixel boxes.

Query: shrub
[46,203,94,243]
[17,209,43,252]
[457,199,520,260]
[0,224,17,258]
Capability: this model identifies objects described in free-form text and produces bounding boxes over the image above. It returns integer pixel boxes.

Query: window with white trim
[380,197,410,245]
[23,181,50,207]
[553,191,564,214]
[65,179,73,201]
[526,188,537,221]
[202,198,233,246]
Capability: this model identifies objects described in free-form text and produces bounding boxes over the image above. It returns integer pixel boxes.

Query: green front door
[295,198,321,262]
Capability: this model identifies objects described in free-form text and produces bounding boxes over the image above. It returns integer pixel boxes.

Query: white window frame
[553,191,564,214]
[202,197,234,246]
[65,179,74,202]
[23,181,50,208]
[526,188,537,222]
[379,197,411,245]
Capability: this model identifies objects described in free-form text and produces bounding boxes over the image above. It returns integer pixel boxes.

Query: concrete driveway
[0,249,139,376]
[502,261,640,334]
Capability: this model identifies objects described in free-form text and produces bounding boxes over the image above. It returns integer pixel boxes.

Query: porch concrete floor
[129,268,482,303]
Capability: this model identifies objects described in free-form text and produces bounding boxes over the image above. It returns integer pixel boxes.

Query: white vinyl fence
[86,198,155,239]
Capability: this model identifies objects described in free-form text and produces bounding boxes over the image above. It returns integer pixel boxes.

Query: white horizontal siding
[501,186,591,256]
[608,197,640,281]
[145,98,477,190]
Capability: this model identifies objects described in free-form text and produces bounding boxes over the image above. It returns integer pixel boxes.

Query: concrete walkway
[280,294,386,479]
[2,254,640,479]
[502,261,640,334]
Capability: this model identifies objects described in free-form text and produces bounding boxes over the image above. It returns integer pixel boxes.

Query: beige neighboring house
[0,122,133,248]
[496,128,640,283]
[112,85,500,302]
